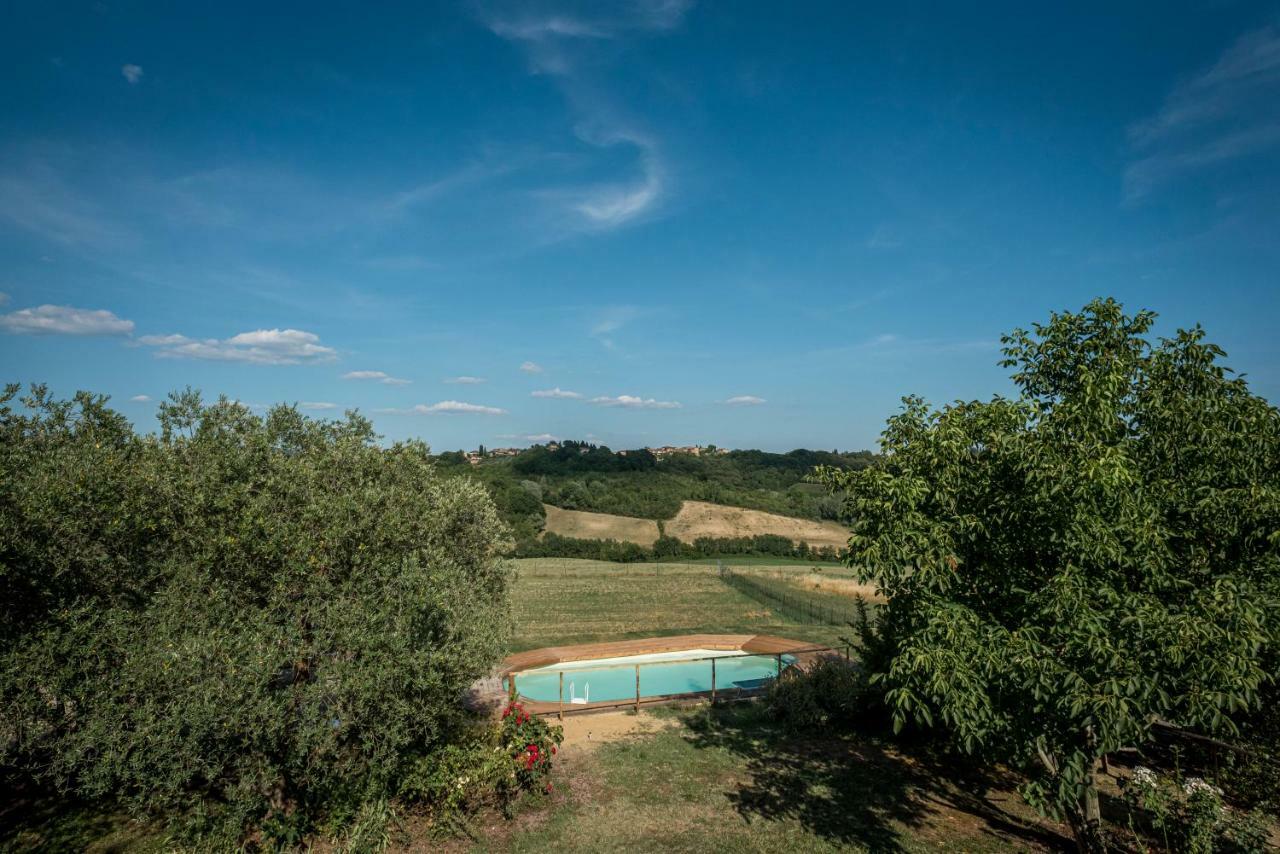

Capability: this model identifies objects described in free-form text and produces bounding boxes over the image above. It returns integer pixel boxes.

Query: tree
[816,299,1280,851]
[0,386,512,844]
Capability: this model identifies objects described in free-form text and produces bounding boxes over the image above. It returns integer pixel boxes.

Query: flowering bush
[499,701,563,811]
[1121,766,1269,854]
[398,703,563,827]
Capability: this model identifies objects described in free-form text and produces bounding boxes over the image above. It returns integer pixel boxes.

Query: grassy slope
[466,704,1075,853]
[509,559,860,651]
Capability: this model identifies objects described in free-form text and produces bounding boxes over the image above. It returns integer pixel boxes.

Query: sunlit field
[508,558,864,651]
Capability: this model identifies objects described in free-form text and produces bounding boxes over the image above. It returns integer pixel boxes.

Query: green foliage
[399,701,562,830]
[766,656,877,731]
[437,442,875,523]
[1121,768,1270,854]
[513,531,840,563]
[0,385,513,844]
[816,299,1280,849]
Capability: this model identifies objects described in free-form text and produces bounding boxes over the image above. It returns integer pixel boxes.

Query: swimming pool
[508,648,795,704]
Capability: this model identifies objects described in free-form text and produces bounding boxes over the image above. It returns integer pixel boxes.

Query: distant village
[462,442,730,466]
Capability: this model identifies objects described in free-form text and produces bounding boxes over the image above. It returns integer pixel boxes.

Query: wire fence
[511,643,855,719]
[718,562,863,626]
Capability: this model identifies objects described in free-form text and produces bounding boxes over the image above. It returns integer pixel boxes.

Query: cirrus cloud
[519,360,544,373]
[138,328,336,365]
[590,394,681,409]
[445,375,487,384]
[724,395,765,406]
[0,304,135,336]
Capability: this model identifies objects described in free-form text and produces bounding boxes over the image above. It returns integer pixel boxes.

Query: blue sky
[2,1,1278,452]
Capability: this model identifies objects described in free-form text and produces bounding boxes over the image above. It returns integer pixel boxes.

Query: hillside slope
[664,500,850,549]
[541,504,661,546]
[542,499,850,550]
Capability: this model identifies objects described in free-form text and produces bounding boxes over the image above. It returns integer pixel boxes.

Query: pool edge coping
[498,633,832,716]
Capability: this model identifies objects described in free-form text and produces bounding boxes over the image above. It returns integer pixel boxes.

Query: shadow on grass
[678,704,1074,853]
[0,782,157,854]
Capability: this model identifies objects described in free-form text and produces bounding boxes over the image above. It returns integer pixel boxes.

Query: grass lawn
[509,559,861,651]
[456,703,1076,853]
[667,554,847,568]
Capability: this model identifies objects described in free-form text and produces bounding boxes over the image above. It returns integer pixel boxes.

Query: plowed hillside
[664,500,850,549]
[541,500,849,550]
[541,504,661,546]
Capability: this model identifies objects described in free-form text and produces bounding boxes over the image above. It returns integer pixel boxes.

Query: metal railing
[510,643,854,719]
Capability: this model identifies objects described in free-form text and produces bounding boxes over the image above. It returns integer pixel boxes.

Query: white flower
[1132,766,1158,787]
[1182,777,1222,797]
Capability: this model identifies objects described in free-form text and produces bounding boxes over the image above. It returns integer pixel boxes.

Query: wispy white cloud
[482,1,692,62]
[0,292,9,306]
[520,360,544,373]
[138,328,337,365]
[531,386,582,399]
[724,395,765,406]
[590,394,681,409]
[129,394,152,402]
[0,161,136,250]
[121,64,143,85]
[445,375,487,384]
[572,128,664,228]
[483,3,685,233]
[342,369,411,385]
[497,432,560,443]
[1126,25,1280,201]
[0,304,134,336]
[377,400,507,415]
[299,401,338,411]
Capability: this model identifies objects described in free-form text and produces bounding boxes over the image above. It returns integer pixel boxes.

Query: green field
[509,558,864,651]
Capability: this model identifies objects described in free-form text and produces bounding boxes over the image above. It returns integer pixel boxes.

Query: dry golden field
[540,499,851,550]
[541,504,661,546]
[664,500,850,548]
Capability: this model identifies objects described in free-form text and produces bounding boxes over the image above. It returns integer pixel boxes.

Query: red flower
[551,746,557,755]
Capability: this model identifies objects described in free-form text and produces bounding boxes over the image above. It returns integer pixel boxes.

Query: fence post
[844,643,850,661]
[711,657,716,705]
[635,664,641,713]
[559,671,564,721]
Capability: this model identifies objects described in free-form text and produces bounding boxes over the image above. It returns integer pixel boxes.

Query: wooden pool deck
[491,633,846,717]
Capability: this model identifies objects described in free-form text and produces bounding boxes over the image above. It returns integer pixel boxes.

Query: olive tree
[817,299,1279,851]
[0,386,512,843]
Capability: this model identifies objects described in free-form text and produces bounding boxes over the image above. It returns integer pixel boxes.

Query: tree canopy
[0,386,512,844]
[817,299,1280,850]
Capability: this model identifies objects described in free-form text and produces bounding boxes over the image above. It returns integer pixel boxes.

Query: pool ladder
[568,680,589,704]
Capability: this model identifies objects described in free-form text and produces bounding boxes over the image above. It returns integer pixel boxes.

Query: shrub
[399,701,563,829]
[766,655,876,731]
[1121,766,1271,854]
[0,386,513,845]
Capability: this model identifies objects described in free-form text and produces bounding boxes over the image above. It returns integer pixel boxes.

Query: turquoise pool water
[510,652,795,704]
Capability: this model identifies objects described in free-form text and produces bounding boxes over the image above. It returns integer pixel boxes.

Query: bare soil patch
[558,709,679,751]
[665,500,850,549]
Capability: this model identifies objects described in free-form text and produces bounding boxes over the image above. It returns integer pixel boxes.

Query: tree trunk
[1067,758,1106,854]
